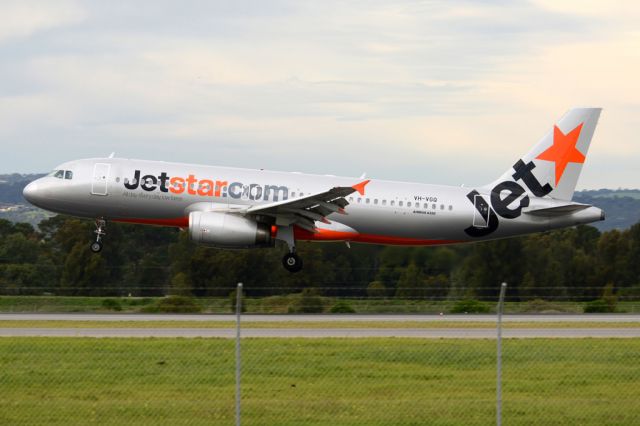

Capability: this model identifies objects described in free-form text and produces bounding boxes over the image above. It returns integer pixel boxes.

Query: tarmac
[2,313,640,322]
[1,314,639,338]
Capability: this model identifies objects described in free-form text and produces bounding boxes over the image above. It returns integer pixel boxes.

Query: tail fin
[487,107,601,201]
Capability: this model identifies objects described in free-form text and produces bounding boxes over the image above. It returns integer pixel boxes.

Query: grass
[0,338,638,425]
[1,320,640,329]
[2,295,640,314]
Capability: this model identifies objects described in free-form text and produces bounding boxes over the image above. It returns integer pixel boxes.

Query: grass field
[0,338,638,425]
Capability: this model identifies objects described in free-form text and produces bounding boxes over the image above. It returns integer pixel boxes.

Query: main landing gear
[282,252,303,273]
[277,225,303,273]
[90,219,106,253]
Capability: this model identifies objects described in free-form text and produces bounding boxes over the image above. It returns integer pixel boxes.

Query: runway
[2,314,639,338]
[1,327,639,338]
[2,313,640,322]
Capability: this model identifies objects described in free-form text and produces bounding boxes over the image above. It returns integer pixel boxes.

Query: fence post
[496,282,507,426]
[235,282,243,426]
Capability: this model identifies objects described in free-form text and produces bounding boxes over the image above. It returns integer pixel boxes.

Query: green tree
[395,263,426,299]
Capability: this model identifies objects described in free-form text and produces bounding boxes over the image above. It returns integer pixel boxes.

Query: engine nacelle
[189,211,272,248]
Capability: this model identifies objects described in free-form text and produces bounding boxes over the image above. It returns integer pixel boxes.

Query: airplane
[23,107,604,272]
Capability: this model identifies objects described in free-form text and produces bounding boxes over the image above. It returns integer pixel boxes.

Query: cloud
[0,0,86,43]
[0,0,637,189]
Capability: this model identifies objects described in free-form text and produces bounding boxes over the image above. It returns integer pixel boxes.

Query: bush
[329,301,356,313]
[602,282,618,312]
[450,299,490,314]
[367,281,387,299]
[584,299,615,313]
[170,272,193,297]
[522,299,572,314]
[288,289,324,313]
[618,285,640,301]
[142,296,201,313]
[126,298,153,306]
[101,298,122,311]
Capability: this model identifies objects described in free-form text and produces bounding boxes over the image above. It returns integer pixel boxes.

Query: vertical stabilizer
[487,108,601,201]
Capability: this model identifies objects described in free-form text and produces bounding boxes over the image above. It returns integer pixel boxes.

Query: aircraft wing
[246,180,370,232]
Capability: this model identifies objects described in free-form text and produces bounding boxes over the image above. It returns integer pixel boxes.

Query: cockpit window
[48,170,72,179]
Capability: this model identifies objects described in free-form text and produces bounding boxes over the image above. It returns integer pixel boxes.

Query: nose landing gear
[90,219,106,253]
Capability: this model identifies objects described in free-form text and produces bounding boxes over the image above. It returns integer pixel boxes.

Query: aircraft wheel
[282,253,303,273]
[90,241,103,253]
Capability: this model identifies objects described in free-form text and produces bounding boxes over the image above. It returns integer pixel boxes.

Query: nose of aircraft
[23,181,42,205]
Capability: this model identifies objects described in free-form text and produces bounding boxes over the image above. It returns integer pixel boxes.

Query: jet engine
[189,211,273,248]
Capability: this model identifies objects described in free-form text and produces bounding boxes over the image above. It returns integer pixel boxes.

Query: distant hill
[0,173,44,203]
[0,173,51,227]
[1,173,638,232]
[573,189,640,232]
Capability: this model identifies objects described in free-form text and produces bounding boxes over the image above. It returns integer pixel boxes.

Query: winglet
[352,179,371,196]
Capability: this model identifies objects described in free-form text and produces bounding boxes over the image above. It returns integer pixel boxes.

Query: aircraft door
[91,163,111,196]
[472,194,490,228]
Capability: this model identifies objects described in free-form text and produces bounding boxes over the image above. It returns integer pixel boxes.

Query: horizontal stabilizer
[524,203,591,217]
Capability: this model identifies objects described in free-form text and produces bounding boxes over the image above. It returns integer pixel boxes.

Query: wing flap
[246,180,369,232]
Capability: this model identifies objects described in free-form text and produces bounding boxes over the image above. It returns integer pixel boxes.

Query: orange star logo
[536,123,585,185]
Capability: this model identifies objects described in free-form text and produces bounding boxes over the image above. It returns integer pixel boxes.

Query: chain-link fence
[1,285,640,425]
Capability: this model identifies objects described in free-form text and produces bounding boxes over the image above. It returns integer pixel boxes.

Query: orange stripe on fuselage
[294,227,462,246]
[112,218,462,246]
[294,228,360,241]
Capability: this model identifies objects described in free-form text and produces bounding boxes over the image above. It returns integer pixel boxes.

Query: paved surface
[2,314,640,322]
[1,327,639,338]
[2,314,639,338]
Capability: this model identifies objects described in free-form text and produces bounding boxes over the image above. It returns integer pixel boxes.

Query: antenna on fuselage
[108,152,115,158]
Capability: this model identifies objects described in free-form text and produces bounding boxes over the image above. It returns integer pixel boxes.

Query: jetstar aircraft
[23,108,604,272]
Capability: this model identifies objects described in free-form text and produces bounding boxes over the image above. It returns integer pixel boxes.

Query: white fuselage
[23,157,603,246]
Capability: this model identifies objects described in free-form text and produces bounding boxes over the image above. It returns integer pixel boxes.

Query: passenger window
[349,197,353,202]
[390,200,395,206]
[432,203,436,209]
[424,203,428,209]
[374,199,378,205]
[382,200,386,206]
[366,198,370,204]
[53,170,64,179]
[449,205,453,211]
[399,201,403,207]
[408,202,412,207]
[358,198,362,203]
[291,192,296,197]
[440,204,445,210]
[65,171,73,180]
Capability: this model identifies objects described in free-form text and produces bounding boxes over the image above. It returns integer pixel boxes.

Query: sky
[0,0,638,189]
